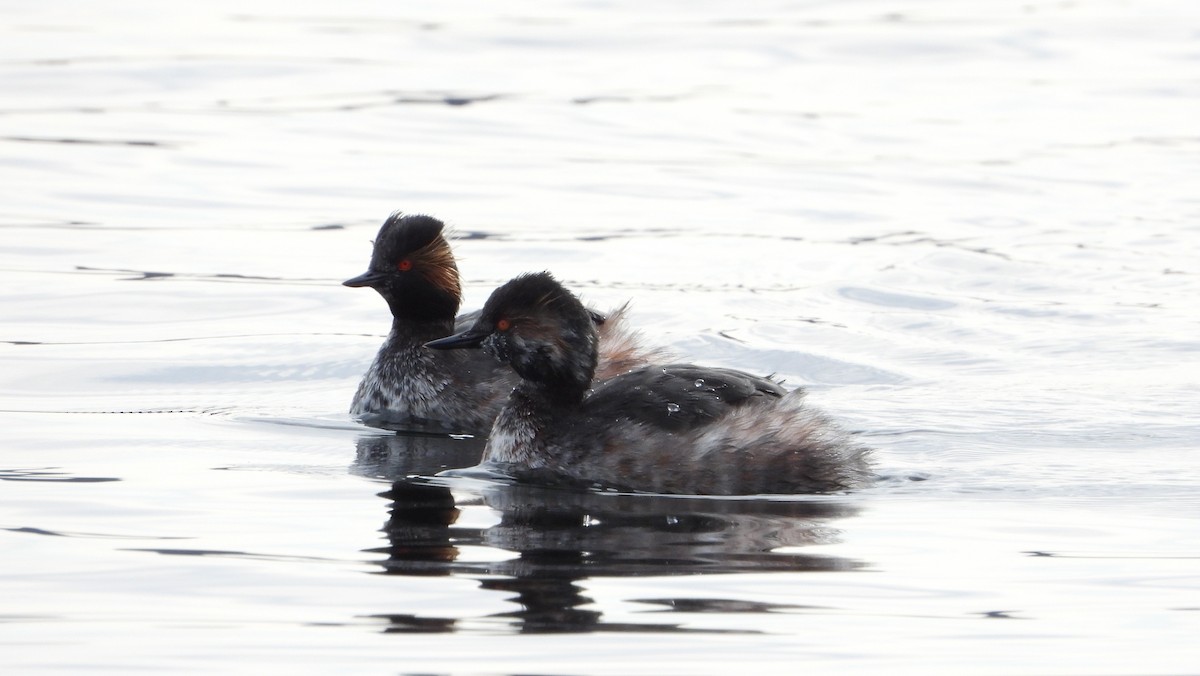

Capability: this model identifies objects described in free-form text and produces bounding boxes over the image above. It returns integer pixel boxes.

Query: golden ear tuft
[410,236,461,297]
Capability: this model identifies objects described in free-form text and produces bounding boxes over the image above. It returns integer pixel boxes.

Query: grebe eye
[397,259,413,272]
[496,318,511,331]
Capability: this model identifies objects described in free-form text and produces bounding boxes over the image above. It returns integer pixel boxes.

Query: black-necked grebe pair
[344,213,666,433]
[347,213,872,495]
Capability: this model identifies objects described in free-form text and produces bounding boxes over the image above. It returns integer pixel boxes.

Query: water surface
[2,1,1198,673]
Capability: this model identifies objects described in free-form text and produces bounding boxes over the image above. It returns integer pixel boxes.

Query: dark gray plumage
[345,213,666,433]
[427,272,873,495]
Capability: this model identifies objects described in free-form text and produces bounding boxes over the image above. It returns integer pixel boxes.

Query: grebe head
[344,212,461,322]
[427,272,598,395]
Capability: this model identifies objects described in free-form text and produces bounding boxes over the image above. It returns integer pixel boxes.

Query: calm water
[3,0,1199,673]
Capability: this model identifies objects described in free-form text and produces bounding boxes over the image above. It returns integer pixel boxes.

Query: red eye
[496,318,511,331]
[397,259,413,272]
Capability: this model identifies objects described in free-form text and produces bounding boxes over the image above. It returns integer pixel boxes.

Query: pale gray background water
[2,1,1198,673]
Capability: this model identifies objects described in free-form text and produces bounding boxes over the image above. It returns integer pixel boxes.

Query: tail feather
[686,390,872,493]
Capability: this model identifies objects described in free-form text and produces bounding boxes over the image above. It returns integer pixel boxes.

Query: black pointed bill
[425,329,489,350]
[343,270,386,288]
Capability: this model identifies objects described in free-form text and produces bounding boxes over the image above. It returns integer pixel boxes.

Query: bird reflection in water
[351,430,485,481]
[352,433,864,635]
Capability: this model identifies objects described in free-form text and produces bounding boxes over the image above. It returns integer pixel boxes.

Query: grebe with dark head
[345,213,665,433]
[427,272,873,495]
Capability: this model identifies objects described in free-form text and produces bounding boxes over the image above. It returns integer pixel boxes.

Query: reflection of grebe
[429,272,873,495]
[344,213,666,433]
[351,432,486,481]
[365,480,862,634]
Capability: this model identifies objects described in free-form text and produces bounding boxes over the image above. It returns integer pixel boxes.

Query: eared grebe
[345,213,665,433]
[426,272,873,495]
